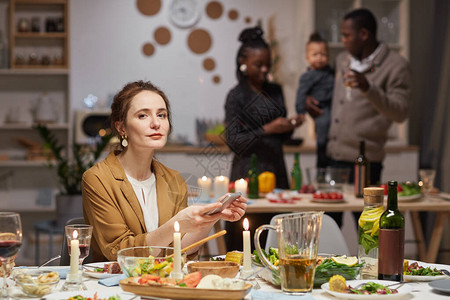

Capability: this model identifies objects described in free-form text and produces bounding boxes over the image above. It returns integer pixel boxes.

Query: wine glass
[65,224,93,270]
[419,169,436,197]
[0,212,22,300]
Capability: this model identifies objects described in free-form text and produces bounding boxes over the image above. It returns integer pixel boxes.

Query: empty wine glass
[0,212,22,300]
[419,169,436,197]
[65,224,93,270]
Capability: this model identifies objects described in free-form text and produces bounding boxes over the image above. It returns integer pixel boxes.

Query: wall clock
[169,0,201,28]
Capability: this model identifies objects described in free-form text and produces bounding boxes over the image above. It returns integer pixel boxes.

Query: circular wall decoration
[245,16,252,23]
[213,75,221,84]
[228,9,239,20]
[142,43,155,56]
[137,0,161,16]
[187,29,212,54]
[154,26,171,45]
[203,57,215,71]
[206,1,223,19]
[169,0,201,28]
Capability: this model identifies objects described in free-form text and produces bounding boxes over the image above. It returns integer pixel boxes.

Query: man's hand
[263,117,294,134]
[305,96,323,118]
[344,69,370,92]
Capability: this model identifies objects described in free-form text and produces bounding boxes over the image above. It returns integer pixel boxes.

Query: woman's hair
[235,26,270,81]
[110,80,172,149]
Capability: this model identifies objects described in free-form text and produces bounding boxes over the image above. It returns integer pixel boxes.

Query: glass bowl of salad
[118,246,184,278]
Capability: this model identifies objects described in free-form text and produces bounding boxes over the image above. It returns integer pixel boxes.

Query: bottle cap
[363,187,384,204]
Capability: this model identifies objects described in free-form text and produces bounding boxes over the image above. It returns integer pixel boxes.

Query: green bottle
[248,154,259,199]
[291,152,302,190]
[378,181,405,282]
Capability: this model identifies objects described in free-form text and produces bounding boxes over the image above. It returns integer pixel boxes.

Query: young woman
[83,81,247,262]
[224,27,303,250]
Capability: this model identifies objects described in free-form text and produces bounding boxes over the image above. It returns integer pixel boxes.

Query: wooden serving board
[119,277,252,300]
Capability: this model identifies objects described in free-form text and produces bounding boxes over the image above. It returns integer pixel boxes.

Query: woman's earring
[121,135,128,147]
[239,64,247,73]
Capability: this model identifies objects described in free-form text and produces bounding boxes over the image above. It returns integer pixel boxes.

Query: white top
[349,43,383,73]
[126,173,158,232]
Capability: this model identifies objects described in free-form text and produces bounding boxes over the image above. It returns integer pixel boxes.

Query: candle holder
[61,271,85,291]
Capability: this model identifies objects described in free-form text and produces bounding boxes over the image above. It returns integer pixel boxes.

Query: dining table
[6,260,450,299]
[241,188,450,263]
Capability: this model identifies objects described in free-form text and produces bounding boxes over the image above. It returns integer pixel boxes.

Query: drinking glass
[419,169,436,197]
[0,212,22,300]
[343,69,355,101]
[255,212,323,295]
[65,224,93,270]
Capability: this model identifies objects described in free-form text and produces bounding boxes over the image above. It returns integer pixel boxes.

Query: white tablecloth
[7,261,450,299]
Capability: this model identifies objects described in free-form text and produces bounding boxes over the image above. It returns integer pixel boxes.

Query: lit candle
[214,175,229,198]
[241,218,252,278]
[197,176,212,201]
[235,178,248,196]
[69,230,80,275]
[171,221,183,280]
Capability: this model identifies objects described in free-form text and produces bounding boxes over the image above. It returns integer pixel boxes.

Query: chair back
[60,217,93,266]
[265,213,350,255]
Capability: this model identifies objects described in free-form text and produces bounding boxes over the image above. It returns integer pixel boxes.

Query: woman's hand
[174,202,223,233]
[263,117,294,134]
[217,195,247,222]
[289,114,305,128]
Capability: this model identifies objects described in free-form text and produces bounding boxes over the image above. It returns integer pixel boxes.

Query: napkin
[49,267,70,279]
[251,290,315,300]
[98,274,127,286]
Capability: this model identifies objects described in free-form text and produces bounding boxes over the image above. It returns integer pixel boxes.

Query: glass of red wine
[65,224,93,271]
[0,212,22,299]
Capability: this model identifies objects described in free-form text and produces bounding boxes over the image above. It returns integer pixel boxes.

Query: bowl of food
[117,246,181,278]
[187,261,240,278]
[13,269,60,297]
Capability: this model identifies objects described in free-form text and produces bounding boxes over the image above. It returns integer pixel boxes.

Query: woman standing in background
[224,27,303,250]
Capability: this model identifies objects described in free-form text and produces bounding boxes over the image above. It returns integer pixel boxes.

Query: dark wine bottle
[378,181,405,281]
[354,140,369,198]
[291,152,302,190]
[247,153,259,199]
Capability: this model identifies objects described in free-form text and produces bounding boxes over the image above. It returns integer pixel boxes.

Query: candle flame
[239,178,245,184]
[73,230,78,239]
[174,221,180,232]
[243,218,249,231]
[201,176,207,181]
[219,175,224,181]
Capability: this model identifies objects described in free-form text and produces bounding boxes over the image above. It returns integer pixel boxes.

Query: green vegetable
[349,282,396,295]
[398,182,421,197]
[94,267,104,273]
[358,227,379,254]
[405,267,442,276]
[314,258,363,286]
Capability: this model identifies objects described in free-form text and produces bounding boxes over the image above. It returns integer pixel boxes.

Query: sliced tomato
[179,271,202,288]
[138,274,161,284]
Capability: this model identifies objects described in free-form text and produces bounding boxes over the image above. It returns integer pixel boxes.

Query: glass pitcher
[254,211,323,294]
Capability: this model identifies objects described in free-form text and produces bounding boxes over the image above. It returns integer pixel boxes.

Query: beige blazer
[82,152,188,262]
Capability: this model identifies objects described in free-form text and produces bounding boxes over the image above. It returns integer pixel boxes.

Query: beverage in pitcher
[279,256,316,293]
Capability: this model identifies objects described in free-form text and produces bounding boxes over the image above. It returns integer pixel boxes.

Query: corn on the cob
[225,251,243,265]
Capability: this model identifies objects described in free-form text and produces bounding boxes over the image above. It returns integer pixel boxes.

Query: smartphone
[205,192,242,215]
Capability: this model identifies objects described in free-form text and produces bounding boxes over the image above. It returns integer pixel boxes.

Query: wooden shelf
[15,32,67,39]
[15,0,67,4]
[0,123,68,130]
[10,65,68,70]
[328,42,402,49]
[0,160,54,167]
[0,68,69,75]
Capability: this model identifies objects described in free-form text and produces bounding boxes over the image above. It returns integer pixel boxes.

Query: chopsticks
[166,230,227,258]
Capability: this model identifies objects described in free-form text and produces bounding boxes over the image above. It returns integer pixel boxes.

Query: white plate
[404,274,448,282]
[384,194,422,202]
[429,279,450,293]
[46,290,134,300]
[83,262,122,279]
[321,280,412,299]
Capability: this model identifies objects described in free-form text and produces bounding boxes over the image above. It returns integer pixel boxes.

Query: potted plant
[35,124,113,226]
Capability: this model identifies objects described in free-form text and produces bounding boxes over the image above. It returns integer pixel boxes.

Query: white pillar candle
[214,175,229,198]
[241,218,253,277]
[197,176,212,200]
[69,230,80,275]
[171,221,183,280]
[235,178,248,196]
